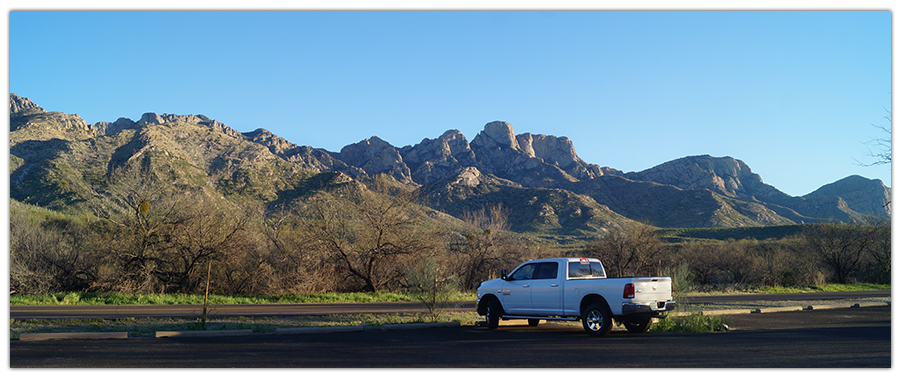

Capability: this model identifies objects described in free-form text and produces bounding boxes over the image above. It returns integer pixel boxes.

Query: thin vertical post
[202,260,211,329]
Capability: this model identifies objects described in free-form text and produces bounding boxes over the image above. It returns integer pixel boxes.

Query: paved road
[9,306,891,368]
[9,290,890,319]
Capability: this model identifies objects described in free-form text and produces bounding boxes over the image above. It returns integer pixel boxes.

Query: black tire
[623,316,653,333]
[581,302,613,337]
[483,297,501,329]
[527,319,540,327]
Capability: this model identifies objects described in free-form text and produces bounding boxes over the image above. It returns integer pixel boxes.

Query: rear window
[568,261,606,279]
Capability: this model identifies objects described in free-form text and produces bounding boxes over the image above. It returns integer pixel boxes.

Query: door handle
[550,283,559,287]
[522,284,530,288]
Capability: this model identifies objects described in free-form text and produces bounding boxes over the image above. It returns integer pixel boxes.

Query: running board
[501,316,578,322]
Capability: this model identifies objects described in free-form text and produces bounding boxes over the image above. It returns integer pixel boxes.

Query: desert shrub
[9,203,96,294]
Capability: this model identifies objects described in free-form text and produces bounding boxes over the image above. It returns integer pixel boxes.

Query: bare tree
[862,217,891,284]
[257,204,343,293]
[298,176,435,292]
[802,222,872,284]
[90,165,186,293]
[451,204,526,290]
[584,221,667,277]
[160,193,257,293]
[857,108,891,166]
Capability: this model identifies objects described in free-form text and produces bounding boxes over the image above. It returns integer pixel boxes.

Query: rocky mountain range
[8,94,891,237]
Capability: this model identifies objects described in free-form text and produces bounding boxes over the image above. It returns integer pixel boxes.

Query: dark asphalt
[9,305,891,368]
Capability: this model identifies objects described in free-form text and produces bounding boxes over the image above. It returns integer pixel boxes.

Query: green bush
[650,312,728,334]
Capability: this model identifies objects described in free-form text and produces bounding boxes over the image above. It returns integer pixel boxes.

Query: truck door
[531,261,562,315]
[502,263,535,314]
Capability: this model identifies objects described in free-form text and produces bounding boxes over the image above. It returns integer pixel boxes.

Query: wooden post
[202,260,211,329]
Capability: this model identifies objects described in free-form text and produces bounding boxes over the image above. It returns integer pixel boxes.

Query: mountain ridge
[9,93,890,235]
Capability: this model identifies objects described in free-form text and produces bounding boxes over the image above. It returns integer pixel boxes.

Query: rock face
[337,136,413,184]
[400,129,478,185]
[527,133,604,180]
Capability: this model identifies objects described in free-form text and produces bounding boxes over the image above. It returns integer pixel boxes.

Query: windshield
[508,264,535,280]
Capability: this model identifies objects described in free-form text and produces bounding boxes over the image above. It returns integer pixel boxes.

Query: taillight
[623,283,635,299]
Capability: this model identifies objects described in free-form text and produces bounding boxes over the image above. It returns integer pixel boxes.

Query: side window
[509,264,535,281]
[589,262,606,278]
[533,262,558,280]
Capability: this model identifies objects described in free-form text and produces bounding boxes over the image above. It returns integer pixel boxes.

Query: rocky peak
[137,112,166,126]
[340,136,394,162]
[245,128,366,178]
[397,130,478,185]
[471,121,520,152]
[805,175,891,217]
[92,112,238,138]
[9,94,95,140]
[401,130,476,166]
[527,134,577,168]
[518,133,604,180]
[628,155,774,199]
[338,136,413,184]
[245,128,290,153]
[10,94,46,116]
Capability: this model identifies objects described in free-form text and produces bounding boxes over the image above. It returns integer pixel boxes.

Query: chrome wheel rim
[586,309,603,331]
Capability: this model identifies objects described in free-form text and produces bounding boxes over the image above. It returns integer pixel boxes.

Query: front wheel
[483,298,501,329]
[623,316,653,333]
[581,303,612,337]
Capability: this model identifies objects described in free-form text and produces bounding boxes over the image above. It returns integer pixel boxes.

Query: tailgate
[632,278,672,302]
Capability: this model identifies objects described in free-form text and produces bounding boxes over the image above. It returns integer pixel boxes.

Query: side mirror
[501,269,508,281]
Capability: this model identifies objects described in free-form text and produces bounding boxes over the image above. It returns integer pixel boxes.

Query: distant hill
[9,94,891,237]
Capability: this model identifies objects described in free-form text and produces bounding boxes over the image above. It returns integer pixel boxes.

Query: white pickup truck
[476,257,676,336]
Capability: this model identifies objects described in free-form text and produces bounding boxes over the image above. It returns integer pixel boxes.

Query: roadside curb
[381,322,460,330]
[751,306,805,313]
[155,329,253,338]
[276,325,365,335]
[18,332,129,341]
[670,301,890,317]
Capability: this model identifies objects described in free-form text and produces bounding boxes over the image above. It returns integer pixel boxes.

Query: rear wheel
[483,298,501,329]
[623,316,653,333]
[581,303,612,337]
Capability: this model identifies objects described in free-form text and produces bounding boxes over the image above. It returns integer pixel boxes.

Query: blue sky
[7,9,892,196]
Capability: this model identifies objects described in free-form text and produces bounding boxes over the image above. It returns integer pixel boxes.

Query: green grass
[10,291,477,306]
[656,225,807,242]
[683,283,890,297]
[650,312,729,334]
